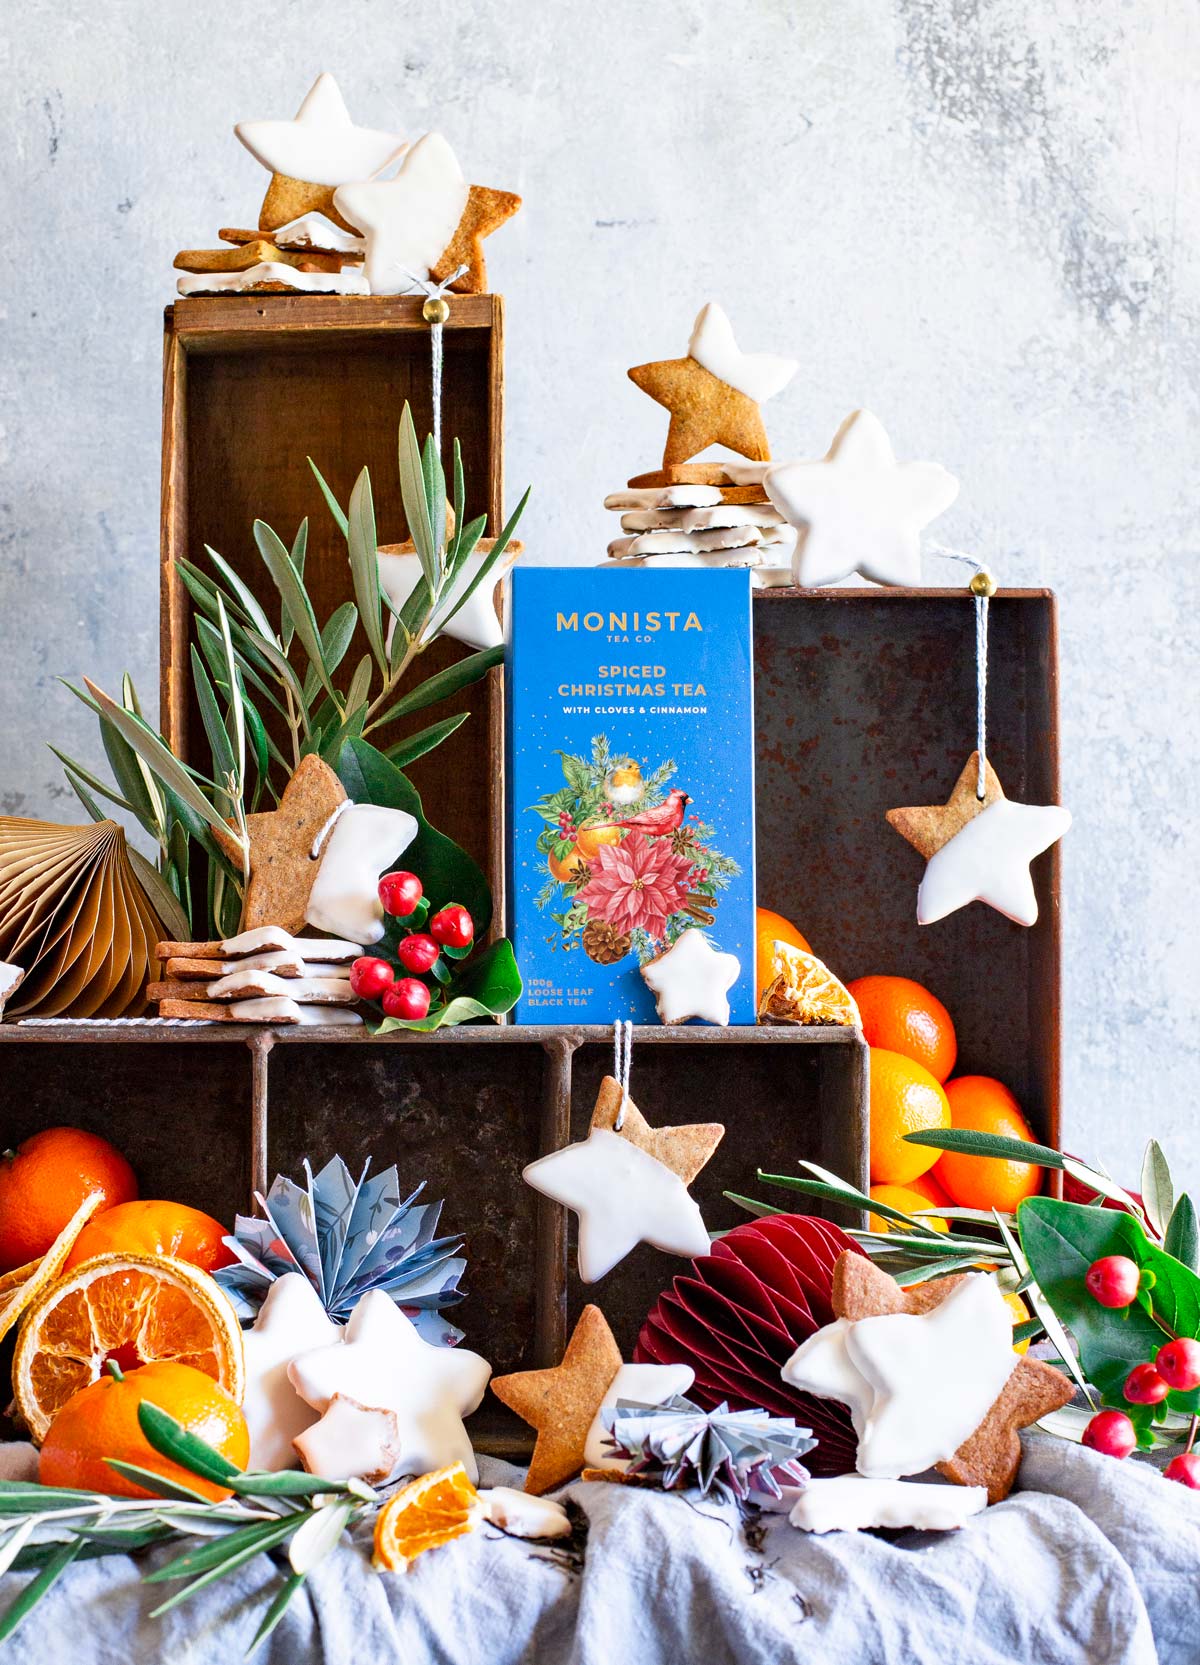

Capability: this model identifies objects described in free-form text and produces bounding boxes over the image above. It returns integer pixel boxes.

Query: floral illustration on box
[530,735,740,966]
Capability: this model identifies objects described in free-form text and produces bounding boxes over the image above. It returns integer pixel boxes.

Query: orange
[907,1169,952,1209]
[38,1360,248,1500]
[935,1076,1043,1213]
[373,1462,481,1572]
[13,1252,244,1443]
[1003,1290,1031,1355]
[0,1127,137,1272]
[868,1048,951,1184]
[758,943,859,1027]
[754,907,811,999]
[64,1200,235,1275]
[548,845,585,883]
[868,1184,949,1235]
[846,976,957,1083]
[575,824,623,861]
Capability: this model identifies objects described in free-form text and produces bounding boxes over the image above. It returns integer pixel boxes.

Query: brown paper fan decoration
[0,819,166,1018]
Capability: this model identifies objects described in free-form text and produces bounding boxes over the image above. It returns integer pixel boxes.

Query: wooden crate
[0,1023,867,1457]
[752,586,1061,1147]
[160,295,506,897]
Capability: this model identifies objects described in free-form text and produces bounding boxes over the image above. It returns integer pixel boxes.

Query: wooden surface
[751,586,1061,1149]
[160,294,506,902]
[0,1021,868,1456]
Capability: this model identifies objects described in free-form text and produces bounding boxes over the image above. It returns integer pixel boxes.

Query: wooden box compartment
[752,588,1061,1146]
[161,295,506,893]
[0,1024,867,1457]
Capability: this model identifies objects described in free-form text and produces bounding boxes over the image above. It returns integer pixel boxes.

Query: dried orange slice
[13,1252,244,1443]
[373,1462,482,1573]
[0,1191,105,1345]
[758,943,860,1027]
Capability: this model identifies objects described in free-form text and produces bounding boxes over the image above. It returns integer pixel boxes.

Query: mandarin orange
[0,1127,136,1272]
[754,908,812,998]
[38,1360,248,1500]
[867,1183,949,1235]
[868,1048,951,1184]
[935,1076,1043,1212]
[846,975,957,1083]
[64,1200,235,1275]
[373,1462,481,1572]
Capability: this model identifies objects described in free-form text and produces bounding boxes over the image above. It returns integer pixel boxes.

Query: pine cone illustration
[583,919,632,964]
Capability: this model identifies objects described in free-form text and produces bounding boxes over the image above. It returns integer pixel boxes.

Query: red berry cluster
[347,872,475,1024]
[1079,1253,1200,1486]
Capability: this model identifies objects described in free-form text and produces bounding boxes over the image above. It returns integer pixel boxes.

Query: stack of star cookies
[146,927,363,1026]
[173,73,520,299]
[601,302,798,585]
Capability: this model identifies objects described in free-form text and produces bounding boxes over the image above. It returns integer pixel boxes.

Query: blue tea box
[506,566,757,1024]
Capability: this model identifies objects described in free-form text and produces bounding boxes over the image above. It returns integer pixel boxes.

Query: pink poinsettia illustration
[577,831,694,940]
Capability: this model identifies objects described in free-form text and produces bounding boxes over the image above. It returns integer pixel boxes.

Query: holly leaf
[374,939,521,1032]
[336,738,491,934]
[1017,1196,1200,1413]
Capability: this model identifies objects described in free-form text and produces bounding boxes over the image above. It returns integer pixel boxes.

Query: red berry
[396,933,440,974]
[378,870,423,917]
[1124,1363,1170,1405]
[380,978,432,1021]
[429,903,474,949]
[1085,1255,1141,1309]
[1156,1337,1200,1393]
[349,956,394,1000]
[1165,1452,1200,1488]
[1082,1409,1137,1459]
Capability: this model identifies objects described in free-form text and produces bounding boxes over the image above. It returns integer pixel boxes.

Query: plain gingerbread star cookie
[886,753,1071,927]
[765,410,959,588]
[641,928,741,1024]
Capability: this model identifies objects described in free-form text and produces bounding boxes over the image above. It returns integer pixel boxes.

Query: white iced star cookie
[641,928,741,1024]
[583,1362,696,1469]
[887,753,1071,928]
[305,801,418,944]
[782,1275,1017,1480]
[688,302,798,404]
[789,1475,988,1534]
[765,410,959,588]
[240,1274,343,1471]
[288,1289,491,1482]
[292,1393,402,1484]
[235,73,406,188]
[377,543,520,653]
[334,132,469,296]
[524,1129,710,1283]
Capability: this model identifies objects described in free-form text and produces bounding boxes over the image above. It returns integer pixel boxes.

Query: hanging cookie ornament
[764,410,959,588]
[629,302,797,467]
[521,1030,724,1283]
[886,562,1071,927]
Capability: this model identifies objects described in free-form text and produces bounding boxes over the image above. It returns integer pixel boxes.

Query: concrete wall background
[1,0,1197,1195]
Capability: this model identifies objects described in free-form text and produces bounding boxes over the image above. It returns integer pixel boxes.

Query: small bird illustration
[601,788,690,836]
[605,761,644,807]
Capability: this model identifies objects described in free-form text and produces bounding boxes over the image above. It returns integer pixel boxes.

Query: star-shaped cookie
[887,753,1071,927]
[236,73,406,235]
[431,185,522,294]
[491,1306,622,1494]
[765,409,959,588]
[629,303,795,468]
[641,928,741,1025]
[834,1254,1072,1502]
[522,1078,724,1282]
[212,754,346,934]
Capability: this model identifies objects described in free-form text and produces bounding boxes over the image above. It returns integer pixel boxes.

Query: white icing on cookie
[640,929,740,1025]
[916,798,1072,927]
[305,803,418,944]
[235,73,406,188]
[603,485,724,511]
[789,1475,987,1534]
[206,969,358,1004]
[219,927,364,961]
[604,550,764,572]
[619,504,783,533]
[272,213,366,255]
[176,262,369,297]
[583,1363,696,1470]
[377,546,517,653]
[687,302,797,403]
[765,410,960,589]
[721,461,772,486]
[334,132,469,296]
[229,998,363,1026]
[608,527,767,559]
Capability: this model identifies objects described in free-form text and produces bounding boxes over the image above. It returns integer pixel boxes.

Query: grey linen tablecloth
[4,1436,1196,1665]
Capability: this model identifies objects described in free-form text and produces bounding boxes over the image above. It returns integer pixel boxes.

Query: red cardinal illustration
[601,788,691,836]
